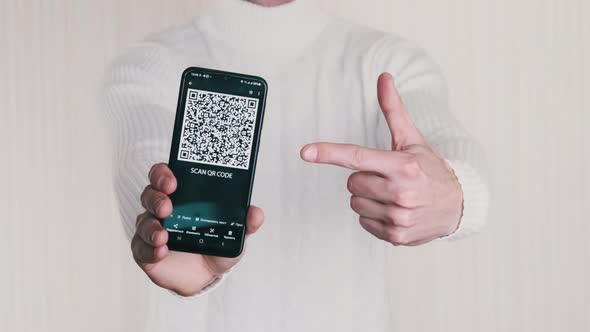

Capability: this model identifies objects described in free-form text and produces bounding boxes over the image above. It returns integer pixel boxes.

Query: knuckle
[384,181,397,201]
[385,228,398,244]
[350,146,364,169]
[386,228,409,245]
[394,209,415,227]
[393,189,416,207]
[401,158,422,179]
[174,287,198,298]
[384,207,397,224]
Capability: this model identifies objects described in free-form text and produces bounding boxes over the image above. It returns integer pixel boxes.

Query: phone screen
[162,67,267,258]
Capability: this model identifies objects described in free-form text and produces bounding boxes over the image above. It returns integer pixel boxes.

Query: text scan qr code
[177,89,259,170]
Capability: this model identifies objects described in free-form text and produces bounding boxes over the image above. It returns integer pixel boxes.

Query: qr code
[177,89,259,170]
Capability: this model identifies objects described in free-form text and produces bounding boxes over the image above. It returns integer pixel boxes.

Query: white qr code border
[177,88,259,170]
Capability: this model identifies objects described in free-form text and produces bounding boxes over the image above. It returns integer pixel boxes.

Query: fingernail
[151,231,158,243]
[302,145,317,162]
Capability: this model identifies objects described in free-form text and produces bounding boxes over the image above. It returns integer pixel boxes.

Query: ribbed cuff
[167,265,234,300]
[438,158,491,241]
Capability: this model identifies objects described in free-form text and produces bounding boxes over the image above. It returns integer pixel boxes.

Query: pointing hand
[300,73,463,246]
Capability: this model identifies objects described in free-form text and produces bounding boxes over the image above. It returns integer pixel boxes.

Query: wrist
[170,269,227,298]
[196,272,224,293]
[169,259,224,297]
[191,261,224,295]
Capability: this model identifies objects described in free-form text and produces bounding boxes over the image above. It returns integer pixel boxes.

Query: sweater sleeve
[98,41,231,297]
[370,36,492,240]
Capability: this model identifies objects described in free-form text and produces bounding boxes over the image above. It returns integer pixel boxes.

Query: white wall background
[1,0,588,331]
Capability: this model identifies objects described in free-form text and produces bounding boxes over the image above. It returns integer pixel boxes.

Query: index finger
[300,142,407,174]
[148,163,177,194]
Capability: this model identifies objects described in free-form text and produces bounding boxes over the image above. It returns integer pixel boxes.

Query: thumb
[377,72,426,150]
[244,204,264,237]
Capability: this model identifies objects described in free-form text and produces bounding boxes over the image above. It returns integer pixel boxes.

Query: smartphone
[162,67,267,258]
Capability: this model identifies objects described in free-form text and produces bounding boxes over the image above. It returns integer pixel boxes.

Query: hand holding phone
[131,162,265,297]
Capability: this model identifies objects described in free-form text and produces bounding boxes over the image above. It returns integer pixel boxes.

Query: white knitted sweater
[100,0,491,331]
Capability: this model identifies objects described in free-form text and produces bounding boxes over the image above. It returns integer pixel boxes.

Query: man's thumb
[245,205,264,237]
[377,72,425,150]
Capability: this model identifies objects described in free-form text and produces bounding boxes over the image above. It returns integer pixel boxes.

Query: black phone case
[163,66,267,258]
